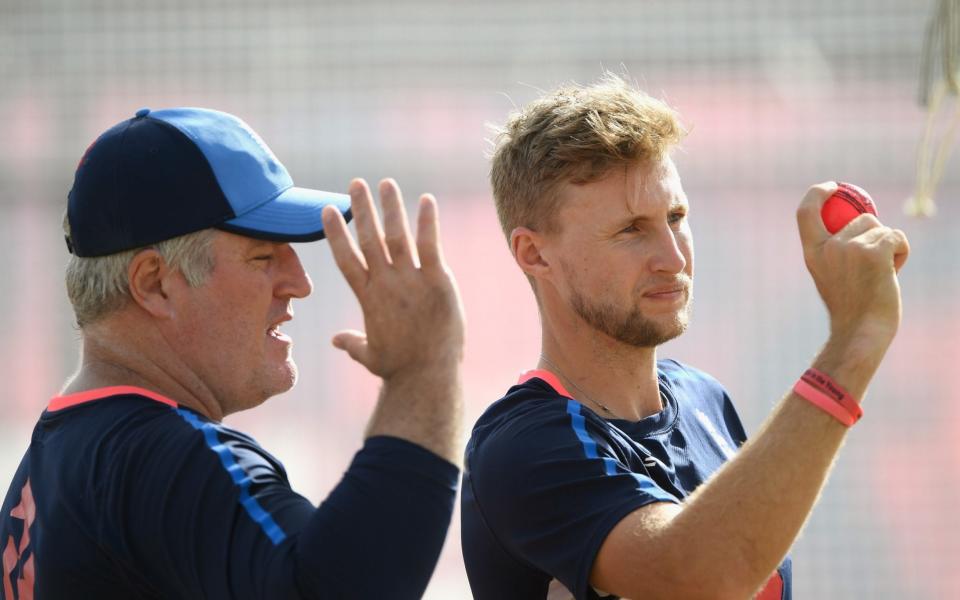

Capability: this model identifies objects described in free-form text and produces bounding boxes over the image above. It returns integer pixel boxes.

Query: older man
[461,75,909,600]
[1,107,464,599]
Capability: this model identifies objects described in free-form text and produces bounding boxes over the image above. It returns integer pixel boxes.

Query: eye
[668,210,687,225]
[253,254,274,262]
[619,223,640,234]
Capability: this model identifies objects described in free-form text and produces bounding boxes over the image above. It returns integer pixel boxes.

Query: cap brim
[218,186,352,242]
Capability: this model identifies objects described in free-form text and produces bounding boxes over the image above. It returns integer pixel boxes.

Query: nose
[649,225,688,275]
[275,244,313,299]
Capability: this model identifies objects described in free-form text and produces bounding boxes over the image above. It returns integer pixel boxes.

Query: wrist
[792,368,863,426]
[829,317,897,352]
[815,332,891,403]
[370,364,464,467]
[382,359,462,392]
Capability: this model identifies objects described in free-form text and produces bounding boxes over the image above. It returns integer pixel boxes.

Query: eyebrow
[243,239,278,254]
[619,200,688,223]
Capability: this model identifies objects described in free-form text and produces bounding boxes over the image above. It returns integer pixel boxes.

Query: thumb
[332,329,371,366]
[796,181,837,250]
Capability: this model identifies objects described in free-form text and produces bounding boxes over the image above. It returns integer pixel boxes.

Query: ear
[510,226,552,279]
[127,249,178,319]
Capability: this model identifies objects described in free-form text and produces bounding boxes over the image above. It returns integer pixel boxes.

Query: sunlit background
[1,1,957,597]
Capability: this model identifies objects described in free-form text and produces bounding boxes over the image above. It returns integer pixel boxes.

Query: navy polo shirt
[462,359,791,600]
[1,387,458,599]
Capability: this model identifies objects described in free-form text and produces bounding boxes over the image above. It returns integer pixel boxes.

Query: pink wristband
[792,368,863,427]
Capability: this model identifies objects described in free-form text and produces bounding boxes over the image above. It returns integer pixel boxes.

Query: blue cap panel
[66,106,353,255]
[220,187,351,241]
[149,108,294,217]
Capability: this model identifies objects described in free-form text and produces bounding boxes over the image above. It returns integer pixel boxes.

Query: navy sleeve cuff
[295,435,459,599]
[358,435,460,489]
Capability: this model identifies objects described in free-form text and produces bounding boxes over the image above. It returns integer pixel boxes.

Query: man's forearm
[663,332,889,598]
[365,362,464,467]
[298,436,459,598]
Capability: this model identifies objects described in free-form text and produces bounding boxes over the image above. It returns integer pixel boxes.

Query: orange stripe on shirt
[48,386,178,411]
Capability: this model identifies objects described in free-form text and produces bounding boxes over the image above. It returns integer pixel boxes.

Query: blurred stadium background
[1,0,957,597]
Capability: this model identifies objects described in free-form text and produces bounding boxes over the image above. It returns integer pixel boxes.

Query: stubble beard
[568,280,693,348]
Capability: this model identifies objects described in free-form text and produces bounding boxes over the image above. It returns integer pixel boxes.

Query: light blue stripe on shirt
[176,408,287,545]
[566,399,619,476]
[566,399,678,502]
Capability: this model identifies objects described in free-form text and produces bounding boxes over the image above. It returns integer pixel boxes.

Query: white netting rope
[910,0,960,217]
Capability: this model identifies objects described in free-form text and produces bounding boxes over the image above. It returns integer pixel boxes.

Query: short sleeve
[466,397,678,600]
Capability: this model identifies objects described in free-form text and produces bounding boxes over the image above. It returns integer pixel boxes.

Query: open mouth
[267,310,294,338]
[266,323,291,342]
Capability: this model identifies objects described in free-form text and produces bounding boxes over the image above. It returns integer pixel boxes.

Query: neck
[62,312,225,421]
[538,323,662,421]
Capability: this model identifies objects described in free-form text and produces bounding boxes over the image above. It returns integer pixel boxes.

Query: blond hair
[63,213,216,327]
[490,72,686,238]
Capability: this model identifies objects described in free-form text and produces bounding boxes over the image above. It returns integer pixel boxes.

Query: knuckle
[878,227,898,242]
[847,239,871,257]
[358,233,381,249]
[822,236,843,254]
[801,184,831,206]
[384,232,407,248]
[796,201,814,221]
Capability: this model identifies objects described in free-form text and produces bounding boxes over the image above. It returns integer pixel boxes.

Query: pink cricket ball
[821,182,878,234]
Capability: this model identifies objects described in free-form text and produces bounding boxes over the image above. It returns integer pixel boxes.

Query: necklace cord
[539,354,618,417]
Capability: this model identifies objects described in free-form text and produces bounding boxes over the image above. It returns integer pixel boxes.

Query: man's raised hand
[796,182,910,345]
[321,178,465,381]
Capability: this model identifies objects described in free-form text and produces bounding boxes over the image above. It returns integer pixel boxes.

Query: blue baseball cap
[66,107,352,257]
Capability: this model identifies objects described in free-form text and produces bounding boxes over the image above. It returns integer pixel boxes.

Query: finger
[851,226,911,272]
[891,229,910,273]
[322,205,368,296]
[349,179,390,271]
[379,179,418,269]
[832,212,882,242]
[796,182,838,248]
[416,194,445,270]
[332,330,371,366]
[862,228,910,273]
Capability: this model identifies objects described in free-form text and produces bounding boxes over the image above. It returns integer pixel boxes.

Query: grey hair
[63,213,216,327]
